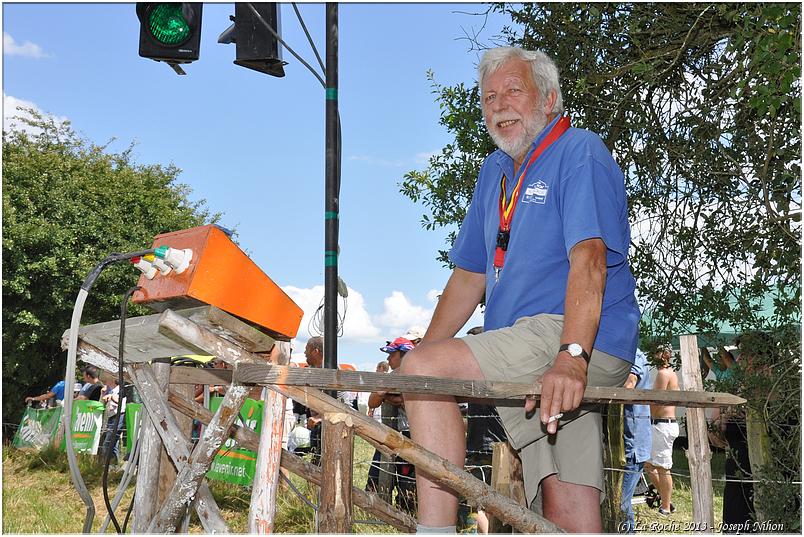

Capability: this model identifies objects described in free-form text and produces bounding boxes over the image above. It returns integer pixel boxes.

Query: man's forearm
[423,267,485,342]
[560,239,607,358]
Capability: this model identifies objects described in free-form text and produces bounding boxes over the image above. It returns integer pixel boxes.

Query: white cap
[401,326,426,341]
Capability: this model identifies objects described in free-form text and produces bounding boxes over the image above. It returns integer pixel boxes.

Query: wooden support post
[276,385,563,534]
[488,442,526,533]
[148,380,250,533]
[166,388,416,532]
[129,362,229,534]
[132,361,169,533]
[158,381,195,522]
[603,404,625,533]
[679,335,715,531]
[249,342,291,533]
[158,311,565,533]
[746,407,770,522]
[319,412,354,533]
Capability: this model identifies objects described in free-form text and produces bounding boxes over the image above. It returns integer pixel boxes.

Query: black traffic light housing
[218,3,286,77]
[137,3,203,73]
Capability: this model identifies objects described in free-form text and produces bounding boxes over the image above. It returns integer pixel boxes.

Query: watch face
[568,343,583,357]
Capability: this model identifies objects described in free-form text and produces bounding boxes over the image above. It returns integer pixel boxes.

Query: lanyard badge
[493,116,570,282]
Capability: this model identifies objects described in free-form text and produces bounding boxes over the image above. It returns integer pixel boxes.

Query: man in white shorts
[645,346,680,515]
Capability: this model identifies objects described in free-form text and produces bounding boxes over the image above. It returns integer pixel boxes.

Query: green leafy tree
[402,3,800,529]
[2,112,219,436]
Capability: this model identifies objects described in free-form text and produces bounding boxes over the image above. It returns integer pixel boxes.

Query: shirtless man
[644,346,680,515]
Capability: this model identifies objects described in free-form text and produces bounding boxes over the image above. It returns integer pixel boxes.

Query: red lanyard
[494,116,571,278]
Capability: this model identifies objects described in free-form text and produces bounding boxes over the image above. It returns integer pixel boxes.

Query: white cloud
[374,291,434,338]
[3,32,50,58]
[426,289,441,303]
[282,284,381,348]
[414,150,439,165]
[3,94,67,135]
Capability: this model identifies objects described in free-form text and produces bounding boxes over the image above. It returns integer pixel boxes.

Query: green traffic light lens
[148,4,191,46]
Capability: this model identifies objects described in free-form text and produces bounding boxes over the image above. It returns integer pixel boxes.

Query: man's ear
[542,89,557,115]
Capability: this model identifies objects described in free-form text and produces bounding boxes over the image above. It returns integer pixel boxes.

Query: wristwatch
[559,343,590,364]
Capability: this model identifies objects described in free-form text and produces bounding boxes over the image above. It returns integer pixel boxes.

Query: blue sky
[3,3,517,371]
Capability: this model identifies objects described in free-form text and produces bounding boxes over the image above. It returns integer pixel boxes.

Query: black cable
[121,488,136,534]
[80,250,154,292]
[102,285,140,533]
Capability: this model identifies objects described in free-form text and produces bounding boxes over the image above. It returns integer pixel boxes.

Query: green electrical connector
[154,245,170,259]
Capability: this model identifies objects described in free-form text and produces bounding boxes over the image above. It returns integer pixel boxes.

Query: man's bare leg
[541,474,602,532]
[399,339,485,527]
[656,467,673,510]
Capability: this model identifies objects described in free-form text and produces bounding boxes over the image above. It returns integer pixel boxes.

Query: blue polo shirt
[624,350,652,463]
[449,116,640,362]
[50,380,65,401]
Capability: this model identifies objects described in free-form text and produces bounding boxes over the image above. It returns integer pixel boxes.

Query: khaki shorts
[463,313,631,508]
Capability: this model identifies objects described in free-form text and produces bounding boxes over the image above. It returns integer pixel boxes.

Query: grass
[631,446,727,533]
[3,437,726,534]
[2,436,401,534]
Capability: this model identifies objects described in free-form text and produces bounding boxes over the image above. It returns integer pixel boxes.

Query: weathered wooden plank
[148,380,250,533]
[190,306,276,353]
[231,362,745,408]
[248,342,290,533]
[130,363,229,534]
[166,388,416,532]
[280,385,564,534]
[488,442,526,533]
[679,335,715,531]
[319,413,354,533]
[132,361,169,533]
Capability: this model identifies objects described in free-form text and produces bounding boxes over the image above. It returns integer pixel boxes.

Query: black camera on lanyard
[496,229,510,251]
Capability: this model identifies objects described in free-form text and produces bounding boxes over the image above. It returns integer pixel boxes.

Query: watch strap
[559,343,591,364]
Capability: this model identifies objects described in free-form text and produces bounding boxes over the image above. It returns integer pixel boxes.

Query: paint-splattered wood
[248,341,290,533]
[166,388,416,532]
[61,305,274,363]
[129,363,229,534]
[148,378,250,533]
[679,335,715,531]
[319,413,354,533]
[131,362,168,533]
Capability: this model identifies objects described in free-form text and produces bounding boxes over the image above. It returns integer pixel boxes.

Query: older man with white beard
[399,47,640,533]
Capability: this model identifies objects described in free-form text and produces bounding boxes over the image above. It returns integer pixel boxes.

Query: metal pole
[324,3,339,383]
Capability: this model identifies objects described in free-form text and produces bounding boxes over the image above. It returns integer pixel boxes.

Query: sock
[416,524,456,534]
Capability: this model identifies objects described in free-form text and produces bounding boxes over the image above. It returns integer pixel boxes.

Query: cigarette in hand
[547,413,563,424]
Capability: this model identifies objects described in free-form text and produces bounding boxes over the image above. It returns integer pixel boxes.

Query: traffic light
[218,3,286,77]
[137,3,203,74]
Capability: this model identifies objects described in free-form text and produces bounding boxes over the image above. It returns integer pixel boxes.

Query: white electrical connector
[150,256,172,276]
[132,257,157,279]
[162,247,193,274]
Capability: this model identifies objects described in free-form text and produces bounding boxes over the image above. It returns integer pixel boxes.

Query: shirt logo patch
[522,180,548,204]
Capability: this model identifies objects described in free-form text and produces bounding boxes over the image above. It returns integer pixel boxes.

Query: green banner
[206,397,263,486]
[125,403,143,455]
[12,406,63,449]
[61,400,105,454]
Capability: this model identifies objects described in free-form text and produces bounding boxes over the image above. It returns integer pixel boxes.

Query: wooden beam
[129,362,230,534]
[488,442,526,533]
[157,314,560,533]
[131,362,168,533]
[230,362,745,408]
[166,388,416,532]
[249,341,291,533]
[679,335,715,531]
[276,385,564,534]
[319,413,354,533]
[148,379,250,533]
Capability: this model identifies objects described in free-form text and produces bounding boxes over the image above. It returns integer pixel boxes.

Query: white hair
[478,47,565,115]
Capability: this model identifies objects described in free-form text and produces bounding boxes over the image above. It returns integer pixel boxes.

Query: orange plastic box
[132,225,303,340]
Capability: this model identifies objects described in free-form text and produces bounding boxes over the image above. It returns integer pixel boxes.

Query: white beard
[488,106,549,164]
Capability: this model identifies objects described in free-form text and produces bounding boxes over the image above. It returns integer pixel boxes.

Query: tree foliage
[401,2,800,529]
[2,112,218,435]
